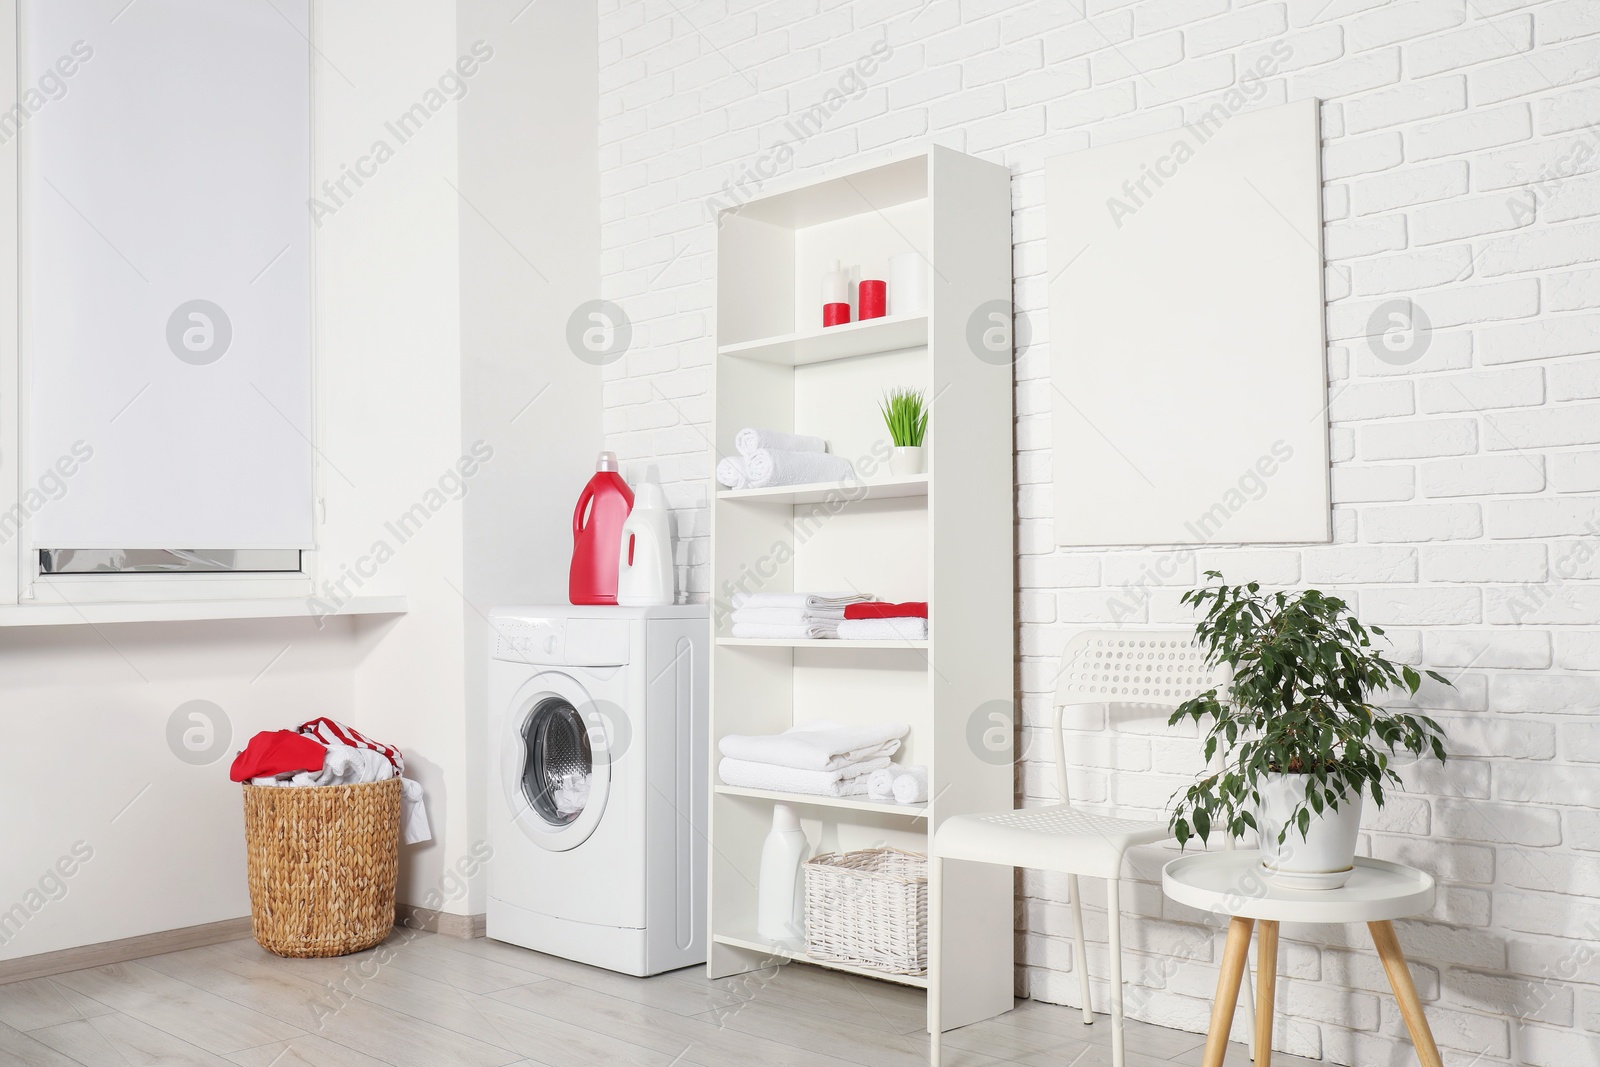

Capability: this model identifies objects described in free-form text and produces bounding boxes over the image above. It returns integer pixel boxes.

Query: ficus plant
[1168,572,1449,849]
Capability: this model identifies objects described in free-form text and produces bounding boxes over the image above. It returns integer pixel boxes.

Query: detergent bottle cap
[596,450,619,473]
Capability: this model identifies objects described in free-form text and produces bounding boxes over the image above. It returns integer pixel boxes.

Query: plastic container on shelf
[757,802,809,942]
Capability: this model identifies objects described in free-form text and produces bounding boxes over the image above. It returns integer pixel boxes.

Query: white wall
[598,2,1600,1064]
[313,0,475,919]
[457,0,603,911]
[0,0,588,960]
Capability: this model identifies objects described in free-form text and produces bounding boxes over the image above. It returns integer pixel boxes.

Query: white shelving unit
[708,146,1015,1034]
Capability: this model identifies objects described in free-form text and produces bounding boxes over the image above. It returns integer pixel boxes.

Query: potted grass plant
[880,387,928,476]
[1168,573,1449,889]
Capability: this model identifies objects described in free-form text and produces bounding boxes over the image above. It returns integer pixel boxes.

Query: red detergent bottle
[569,450,634,605]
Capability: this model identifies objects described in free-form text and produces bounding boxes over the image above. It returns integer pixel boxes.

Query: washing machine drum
[502,675,613,851]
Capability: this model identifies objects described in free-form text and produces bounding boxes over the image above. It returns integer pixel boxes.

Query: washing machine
[486,604,708,976]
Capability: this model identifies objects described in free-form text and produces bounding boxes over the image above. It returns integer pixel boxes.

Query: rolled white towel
[892,765,929,805]
[736,427,828,456]
[866,767,899,802]
[731,621,840,640]
[745,448,854,489]
[732,592,874,611]
[837,617,929,642]
[716,456,749,489]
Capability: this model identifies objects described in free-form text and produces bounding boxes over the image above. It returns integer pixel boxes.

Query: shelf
[713,931,928,989]
[717,474,928,505]
[714,784,928,819]
[717,638,929,650]
[0,595,408,628]
[719,314,927,366]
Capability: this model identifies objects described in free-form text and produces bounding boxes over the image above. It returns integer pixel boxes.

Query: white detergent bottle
[616,481,674,606]
[756,803,810,942]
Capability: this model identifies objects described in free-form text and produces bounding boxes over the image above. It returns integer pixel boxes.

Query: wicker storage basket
[242,778,401,958]
[803,847,928,975]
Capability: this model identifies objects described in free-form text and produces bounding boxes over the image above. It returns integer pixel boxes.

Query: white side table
[1163,851,1441,1067]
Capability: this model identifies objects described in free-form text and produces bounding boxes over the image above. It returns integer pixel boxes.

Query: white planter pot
[1255,772,1363,890]
[889,446,926,476]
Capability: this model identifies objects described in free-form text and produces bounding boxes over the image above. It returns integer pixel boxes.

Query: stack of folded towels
[838,601,928,642]
[717,427,855,490]
[718,721,910,798]
[730,591,874,640]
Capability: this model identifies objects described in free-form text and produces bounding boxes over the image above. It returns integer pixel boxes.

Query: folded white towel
[837,617,929,641]
[892,765,929,805]
[716,456,749,489]
[732,592,874,610]
[866,767,899,802]
[731,621,840,640]
[718,755,891,797]
[736,427,828,456]
[719,721,910,771]
[745,448,854,488]
[731,605,847,625]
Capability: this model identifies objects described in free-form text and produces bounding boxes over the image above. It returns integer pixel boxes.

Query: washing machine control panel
[492,617,564,663]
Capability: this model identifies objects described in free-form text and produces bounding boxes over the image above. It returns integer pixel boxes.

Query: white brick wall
[597,2,1600,1062]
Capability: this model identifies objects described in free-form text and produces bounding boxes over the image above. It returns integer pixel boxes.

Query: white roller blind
[26,0,313,550]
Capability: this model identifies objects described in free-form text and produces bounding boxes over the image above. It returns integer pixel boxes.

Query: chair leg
[1067,874,1093,1026]
[928,854,942,1066]
[1107,877,1125,1067]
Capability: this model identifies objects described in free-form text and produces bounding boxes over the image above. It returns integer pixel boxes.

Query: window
[22,1,314,579]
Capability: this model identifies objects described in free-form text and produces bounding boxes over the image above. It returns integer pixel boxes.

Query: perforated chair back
[1051,629,1225,805]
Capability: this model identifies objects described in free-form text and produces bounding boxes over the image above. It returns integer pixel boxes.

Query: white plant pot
[1255,772,1364,891]
[889,446,926,477]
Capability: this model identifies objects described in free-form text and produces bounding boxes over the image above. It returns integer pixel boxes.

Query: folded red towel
[843,601,928,620]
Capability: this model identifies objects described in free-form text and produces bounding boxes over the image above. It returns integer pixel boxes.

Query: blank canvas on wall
[1046,97,1330,548]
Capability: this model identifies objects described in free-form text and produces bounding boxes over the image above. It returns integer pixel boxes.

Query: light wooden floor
[0,931,1324,1067]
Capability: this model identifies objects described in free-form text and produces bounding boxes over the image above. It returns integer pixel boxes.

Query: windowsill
[0,595,407,628]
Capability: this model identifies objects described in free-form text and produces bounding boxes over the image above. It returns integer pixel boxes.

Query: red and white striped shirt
[297,717,404,775]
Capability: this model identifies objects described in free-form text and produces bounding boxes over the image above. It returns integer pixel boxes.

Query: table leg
[1201,916,1255,1067]
[1369,920,1444,1067]
[1255,920,1278,1067]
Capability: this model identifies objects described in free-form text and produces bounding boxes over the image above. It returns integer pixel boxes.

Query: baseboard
[395,905,485,939]
[0,916,253,986]
[0,908,486,986]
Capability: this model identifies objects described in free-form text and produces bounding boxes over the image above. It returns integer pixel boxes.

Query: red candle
[859,280,886,320]
[823,302,851,327]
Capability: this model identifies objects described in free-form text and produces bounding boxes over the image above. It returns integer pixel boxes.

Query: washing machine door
[501,672,613,851]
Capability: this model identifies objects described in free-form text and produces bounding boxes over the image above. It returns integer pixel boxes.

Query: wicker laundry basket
[804,847,928,976]
[241,778,401,958]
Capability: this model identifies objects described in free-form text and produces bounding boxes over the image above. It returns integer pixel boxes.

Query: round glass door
[521,696,594,826]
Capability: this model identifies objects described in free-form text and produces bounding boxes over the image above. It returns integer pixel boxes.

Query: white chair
[928,629,1248,1067]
